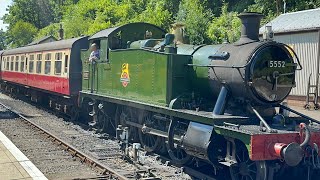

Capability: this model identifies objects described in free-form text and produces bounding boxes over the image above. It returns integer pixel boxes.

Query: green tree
[175,0,212,44]
[207,3,241,43]
[6,21,38,48]
[35,23,61,40]
[130,0,172,30]
[0,29,6,50]
[3,0,55,29]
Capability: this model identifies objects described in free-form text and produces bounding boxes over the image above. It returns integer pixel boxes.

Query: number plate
[268,61,286,68]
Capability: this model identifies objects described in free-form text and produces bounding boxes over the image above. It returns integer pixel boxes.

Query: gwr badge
[120,63,130,87]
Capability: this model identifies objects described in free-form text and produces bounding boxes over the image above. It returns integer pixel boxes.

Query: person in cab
[89,43,100,63]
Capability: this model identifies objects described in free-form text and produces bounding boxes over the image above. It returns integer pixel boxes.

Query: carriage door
[25,55,28,84]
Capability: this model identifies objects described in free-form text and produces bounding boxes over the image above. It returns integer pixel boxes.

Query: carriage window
[37,54,42,60]
[6,57,9,70]
[20,55,25,72]
[45,61,51,74]
[36,61,42,73]
[55,52,62,60]
[10,56,14,71]
[55,61,62,74]
[45,53,51,60]
[36,54,42,73]
[2,57,6,70]
[29,54,34,73]
[54,52,62,75]
[65,55,69,73]
[2,57,4,69]
[30,55,34,60]
[29,61,34,73]
[15,56,19,71]
[20,61,24,72]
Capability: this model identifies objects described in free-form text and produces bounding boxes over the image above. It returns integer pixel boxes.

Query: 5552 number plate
[268,61,286,68]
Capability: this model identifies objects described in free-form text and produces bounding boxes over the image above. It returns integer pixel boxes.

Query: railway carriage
[0,37,88,117]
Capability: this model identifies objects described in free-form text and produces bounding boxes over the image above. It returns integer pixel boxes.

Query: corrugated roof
[3,36,87,55]
[259,8,320,34]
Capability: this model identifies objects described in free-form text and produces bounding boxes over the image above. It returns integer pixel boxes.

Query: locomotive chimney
[236,12,264,44]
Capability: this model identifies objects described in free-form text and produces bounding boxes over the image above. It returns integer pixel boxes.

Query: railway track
[0,102,128,180]
[0,92,222,180]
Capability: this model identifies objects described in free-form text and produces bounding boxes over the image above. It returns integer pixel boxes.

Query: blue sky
[0,0,12,31]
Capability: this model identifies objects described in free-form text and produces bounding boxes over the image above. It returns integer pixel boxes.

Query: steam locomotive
[1,12,320,180]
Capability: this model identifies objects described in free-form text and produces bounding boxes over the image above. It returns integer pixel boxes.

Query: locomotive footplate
[215,122,320,167]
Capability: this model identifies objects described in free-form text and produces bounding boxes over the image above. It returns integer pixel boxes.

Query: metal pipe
[90,62,95,93]
[213,86,229,115]
[248,105,277,133]
[299,123,311,149]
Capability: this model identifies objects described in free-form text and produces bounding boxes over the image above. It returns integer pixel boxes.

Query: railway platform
[0,131,47,180]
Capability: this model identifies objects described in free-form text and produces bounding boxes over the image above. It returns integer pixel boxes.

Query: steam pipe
[213,86,229,115]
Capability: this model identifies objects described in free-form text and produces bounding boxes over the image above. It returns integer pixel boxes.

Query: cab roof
[89,22,166,40]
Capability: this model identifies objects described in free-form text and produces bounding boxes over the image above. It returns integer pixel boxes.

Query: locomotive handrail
[277,104,320,124]
[248,105,277,133]
[187,64,247,69]
[281,43,303,70]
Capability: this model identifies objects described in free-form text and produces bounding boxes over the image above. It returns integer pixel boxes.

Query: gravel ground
[0,93,192,180]
[0,116,102,179]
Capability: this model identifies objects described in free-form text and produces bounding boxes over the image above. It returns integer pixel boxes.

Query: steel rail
[0,102,128,180]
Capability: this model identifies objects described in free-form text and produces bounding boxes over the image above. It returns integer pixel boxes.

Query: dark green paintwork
[82,48,191,106]
[177,44,226,98]
[79,23,253,152]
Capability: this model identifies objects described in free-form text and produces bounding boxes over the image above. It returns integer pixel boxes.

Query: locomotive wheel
[138,112,161,152]
[230,142,268,180]
[166,120,192,165]
[115,106,138,141]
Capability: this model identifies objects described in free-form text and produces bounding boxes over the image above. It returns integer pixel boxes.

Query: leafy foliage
[6,21,38,48]
[130,0,172,29]
[35,23,61,40]
[176,0,212,44]
[2,0,320,47]
[3,0,54,29]
[0,29,6,50]
[207,3,241,43]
